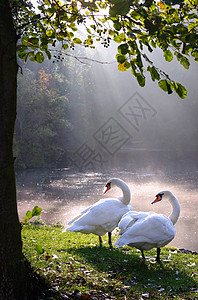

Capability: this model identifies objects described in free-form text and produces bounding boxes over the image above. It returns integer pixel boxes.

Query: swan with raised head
[114,191,180,261]
[64,178,132,247]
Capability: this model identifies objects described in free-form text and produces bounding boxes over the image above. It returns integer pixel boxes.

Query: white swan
[64,178,132,247]
[114,191,180,260]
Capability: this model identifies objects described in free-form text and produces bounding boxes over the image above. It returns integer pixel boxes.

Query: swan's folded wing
[67,198,130,230]
[79,199,127,225]
[147,215,176,245]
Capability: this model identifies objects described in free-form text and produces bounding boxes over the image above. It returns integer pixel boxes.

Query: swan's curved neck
[112,179,131,205]
[168,194,180,225]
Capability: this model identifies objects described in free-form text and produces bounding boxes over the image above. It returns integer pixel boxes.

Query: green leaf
[18,51,28,60]
[84,38,93,45]
[46,29,54,37]
[180,57,190,69]
[116,54,126,64]
[114,33,126,43]
[118,43,129,55]
[174,82,187,99]
[23,216,29,223]
[164,50,173,62]
[158,79,173,94]
[29,56,36,62]
[47,6,56,14]
[148,66,160,81]
[191,50,198,62]
[136,73,146,87]
[136,54,143,69]
[23,206,42,222]
[32,206,42,217]
[35,52,44,63]
[35,245,45,255]
[109,0,130,17]
[175,23,188,35]
[23,210,32,222]
[125,61,130,69]
[45,50,51,59]
[113,22,121,31]
[62,43,69,50]
[176,52,190,69]
[73,38,82,44]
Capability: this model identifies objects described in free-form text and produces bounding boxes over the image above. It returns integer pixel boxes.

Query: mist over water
[63,43,198,186]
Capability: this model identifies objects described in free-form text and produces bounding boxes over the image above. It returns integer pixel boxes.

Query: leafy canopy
[12,0,198,98]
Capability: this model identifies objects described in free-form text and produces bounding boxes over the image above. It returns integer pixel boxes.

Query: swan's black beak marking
[152,193,164,204]
[104,182,111,194]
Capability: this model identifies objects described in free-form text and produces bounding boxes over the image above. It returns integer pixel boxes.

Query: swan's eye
[157,193,164,200]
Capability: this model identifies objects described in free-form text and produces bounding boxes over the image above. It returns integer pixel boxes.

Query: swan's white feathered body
[64,178,132,243]
[66,198,131,236]
[114,210,175,250]
[115,191,180,259]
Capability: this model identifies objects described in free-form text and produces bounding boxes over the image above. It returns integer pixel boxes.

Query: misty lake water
[16,168,198,252]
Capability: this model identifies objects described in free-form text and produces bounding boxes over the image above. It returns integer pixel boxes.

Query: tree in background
[0,0,197,298]
[15,62,71,168]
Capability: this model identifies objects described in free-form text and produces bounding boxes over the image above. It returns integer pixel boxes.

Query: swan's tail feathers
[62,226,75,233]
[114,237,127,248]
[65,224,77,232]
[64,223,86,233]
[62,222,78,232]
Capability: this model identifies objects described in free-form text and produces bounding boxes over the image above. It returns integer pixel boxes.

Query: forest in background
[14,47,96,168]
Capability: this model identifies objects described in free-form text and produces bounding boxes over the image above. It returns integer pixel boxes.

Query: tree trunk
[0,1,29,299]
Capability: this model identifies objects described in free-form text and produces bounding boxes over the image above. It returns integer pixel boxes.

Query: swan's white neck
[110,178,131,205]
[167,193,180,225]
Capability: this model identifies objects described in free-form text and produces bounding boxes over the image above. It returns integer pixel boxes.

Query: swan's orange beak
[104,185,111,194]
[152,194,162,204]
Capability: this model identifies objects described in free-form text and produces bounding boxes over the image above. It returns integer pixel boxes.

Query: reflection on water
[16,168,198,252]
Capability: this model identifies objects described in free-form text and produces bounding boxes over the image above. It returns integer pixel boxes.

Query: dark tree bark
[0,1,29,299]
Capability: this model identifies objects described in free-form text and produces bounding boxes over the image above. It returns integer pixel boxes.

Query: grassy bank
[22,224,198,299]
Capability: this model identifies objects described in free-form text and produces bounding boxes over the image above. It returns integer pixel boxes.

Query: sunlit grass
[22,224,198,299]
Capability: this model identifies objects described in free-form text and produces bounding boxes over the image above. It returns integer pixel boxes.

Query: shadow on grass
[66,245,197,297]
